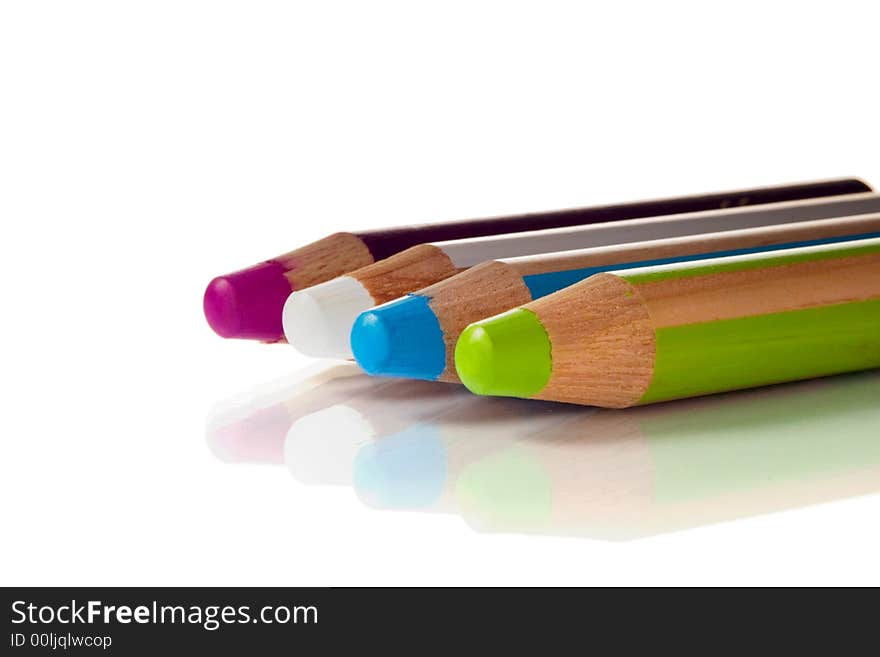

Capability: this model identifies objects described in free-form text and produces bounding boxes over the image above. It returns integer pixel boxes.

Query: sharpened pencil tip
[203,261,292,340]
[351,295,446,380]
[455,309,552,398]
[282,276,376,359]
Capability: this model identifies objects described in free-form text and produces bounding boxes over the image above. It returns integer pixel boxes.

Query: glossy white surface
[2,1,879,586]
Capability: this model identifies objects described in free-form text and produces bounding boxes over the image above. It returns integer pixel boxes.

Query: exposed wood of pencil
[350,244,466,304]
[532,275,655,407]
[277,232,375,289]
[420,261,533,382]
[531,252,880,407]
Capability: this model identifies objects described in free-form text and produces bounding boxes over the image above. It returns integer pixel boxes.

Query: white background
[1,1,878,586]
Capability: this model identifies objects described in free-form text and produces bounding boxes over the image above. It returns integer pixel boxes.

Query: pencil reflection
[205,360,481,479]
[338,371,880,538]
[206,362,383,464]
[350,397,581,510]
[455,371,880,539]
[210,363,880,540]
[283,376,474,486]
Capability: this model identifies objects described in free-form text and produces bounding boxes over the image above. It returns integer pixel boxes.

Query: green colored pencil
[454,238,880,407]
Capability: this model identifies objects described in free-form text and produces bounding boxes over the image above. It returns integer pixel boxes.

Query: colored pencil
[455,371,880,540]
[205,178,870,342]
[455,238,880,407]
[284,191,880,358]
[352,212,880,382]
